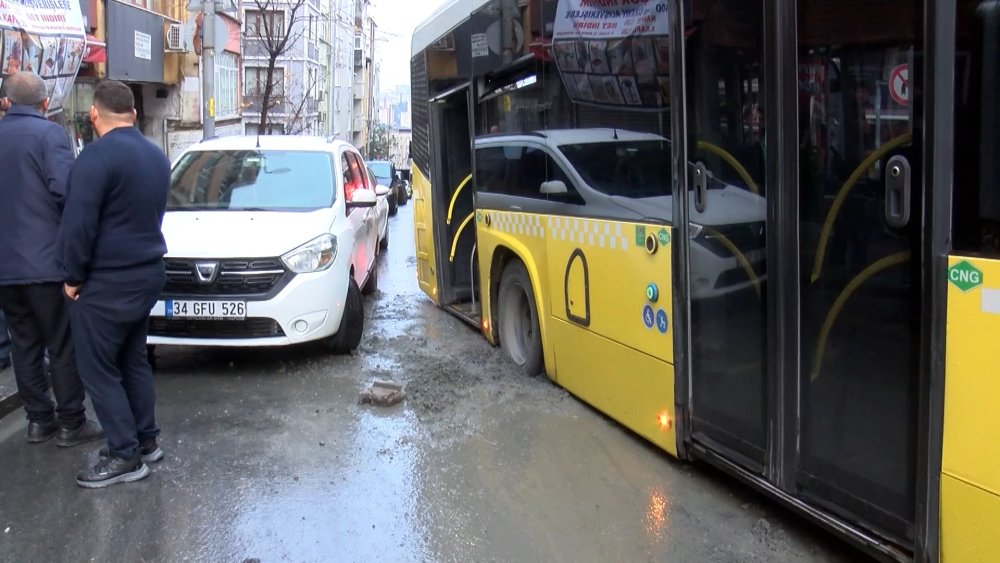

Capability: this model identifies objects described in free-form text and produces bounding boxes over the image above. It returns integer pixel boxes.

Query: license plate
[164,299,246,320]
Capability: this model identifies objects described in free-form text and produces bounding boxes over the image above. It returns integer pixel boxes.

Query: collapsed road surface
[0,207,862,562]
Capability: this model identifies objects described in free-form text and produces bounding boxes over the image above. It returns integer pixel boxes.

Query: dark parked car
[368,160,406,215]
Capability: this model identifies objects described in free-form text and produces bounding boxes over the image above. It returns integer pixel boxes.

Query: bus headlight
[282,234,338,273]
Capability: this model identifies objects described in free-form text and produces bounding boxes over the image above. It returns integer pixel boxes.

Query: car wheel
[497,260,543,376]
[379,224,389,252]
[397,186,408,206]
[388,191,398,216]
[362,260,378,295]
[326,278,364,354]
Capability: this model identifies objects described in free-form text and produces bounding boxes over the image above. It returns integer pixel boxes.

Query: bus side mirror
[541,180,568,195]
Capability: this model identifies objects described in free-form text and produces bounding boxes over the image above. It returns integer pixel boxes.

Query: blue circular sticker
[656,309,669,334]
[643,304,655,329]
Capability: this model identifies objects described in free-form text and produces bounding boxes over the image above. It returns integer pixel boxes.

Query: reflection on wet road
[0,206,860,562]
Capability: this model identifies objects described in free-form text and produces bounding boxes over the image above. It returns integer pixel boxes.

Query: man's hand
[0,97,10,112]
[64,283,81,301]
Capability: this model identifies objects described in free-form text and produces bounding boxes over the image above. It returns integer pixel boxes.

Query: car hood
[610,184,766,226]
[162,208,336,258]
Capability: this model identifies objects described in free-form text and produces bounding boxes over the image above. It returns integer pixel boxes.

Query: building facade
[241,0,323,135]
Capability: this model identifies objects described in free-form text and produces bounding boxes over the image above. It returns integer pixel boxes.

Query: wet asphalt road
[0,206,863,562]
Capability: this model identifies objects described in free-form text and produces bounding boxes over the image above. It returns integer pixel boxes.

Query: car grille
[163,258,291,297]
[148,318,285,339]
[716,259,768,289]
[701,221,766,258]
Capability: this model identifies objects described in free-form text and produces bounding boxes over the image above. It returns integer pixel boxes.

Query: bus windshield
[558,141,671,198]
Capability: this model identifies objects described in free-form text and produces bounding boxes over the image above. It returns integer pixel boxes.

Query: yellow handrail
[809,251,911,381]
[449,212,475,262]
[810,133,912,283]
[446,174,474,226]
[703,226,761,298]
[696,141,759,195]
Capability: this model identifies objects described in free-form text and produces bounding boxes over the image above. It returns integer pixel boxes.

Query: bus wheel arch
[491,248,545,376]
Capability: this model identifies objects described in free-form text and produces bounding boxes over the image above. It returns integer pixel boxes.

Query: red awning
[83,34,106,64]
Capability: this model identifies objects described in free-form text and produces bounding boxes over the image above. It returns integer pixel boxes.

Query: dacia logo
[195,261,219,284]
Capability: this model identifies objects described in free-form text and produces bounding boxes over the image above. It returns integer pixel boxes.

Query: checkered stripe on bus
[488,212,631,252]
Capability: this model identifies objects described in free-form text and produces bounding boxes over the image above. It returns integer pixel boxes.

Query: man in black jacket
[0,72,103,446]
[60,80,170,488]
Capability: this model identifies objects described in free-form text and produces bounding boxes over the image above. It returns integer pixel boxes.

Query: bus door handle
[884,155,911,229]
[693,162,708,213]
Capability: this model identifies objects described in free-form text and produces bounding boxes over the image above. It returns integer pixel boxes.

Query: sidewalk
[0,366,20,420]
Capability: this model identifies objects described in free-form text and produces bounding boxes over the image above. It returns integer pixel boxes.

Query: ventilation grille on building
[166,24,186,52]
[410,53,431,176]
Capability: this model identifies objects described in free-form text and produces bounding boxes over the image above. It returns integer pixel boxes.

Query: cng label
[948,260,983,292]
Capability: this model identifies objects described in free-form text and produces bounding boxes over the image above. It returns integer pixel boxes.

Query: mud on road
[0,208,863,563]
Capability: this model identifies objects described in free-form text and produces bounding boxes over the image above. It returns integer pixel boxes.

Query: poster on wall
[552,0,670,111]
[0,0,87,115]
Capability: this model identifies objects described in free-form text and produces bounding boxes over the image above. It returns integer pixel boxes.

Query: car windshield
[369,161,392,184]
[559,140,671,198]
[168,150,335,211]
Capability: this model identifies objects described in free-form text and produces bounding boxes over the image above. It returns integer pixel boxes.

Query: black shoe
[26,421,58,443]
[98,437,164,463]
[76,455,150,489]
[56,420,105,448]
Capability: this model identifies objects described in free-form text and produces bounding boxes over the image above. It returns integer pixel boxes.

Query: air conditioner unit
[165,23,187,52]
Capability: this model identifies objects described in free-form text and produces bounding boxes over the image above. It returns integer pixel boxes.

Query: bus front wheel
[497,260,543,376]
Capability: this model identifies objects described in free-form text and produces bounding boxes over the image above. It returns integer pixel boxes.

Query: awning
[83,34,106,64]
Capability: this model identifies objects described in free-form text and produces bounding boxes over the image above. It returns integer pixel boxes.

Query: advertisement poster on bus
[0,0,87,115]
[552,0,670,111]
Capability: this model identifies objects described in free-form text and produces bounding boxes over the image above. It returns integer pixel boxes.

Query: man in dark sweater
[0,71,103,446]
[60,80,170,488]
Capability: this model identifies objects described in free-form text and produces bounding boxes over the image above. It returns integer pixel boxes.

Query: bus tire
[326,278,364,354]
[498,260,544,376]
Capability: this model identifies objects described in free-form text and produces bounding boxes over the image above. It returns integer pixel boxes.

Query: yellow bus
[409,0,998,560]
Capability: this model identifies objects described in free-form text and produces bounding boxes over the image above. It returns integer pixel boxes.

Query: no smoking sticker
[889,64,909,106]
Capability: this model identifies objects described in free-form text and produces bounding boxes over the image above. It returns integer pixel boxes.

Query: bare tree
[244,0,309,133]
[284,74,320,135]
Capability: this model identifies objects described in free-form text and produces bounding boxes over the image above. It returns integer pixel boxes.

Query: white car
[367,165,390,252]
[476,129,766,299]
[147,135,388,353]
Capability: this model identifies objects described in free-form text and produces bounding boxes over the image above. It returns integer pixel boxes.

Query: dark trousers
[69,263,165,459]
[0,283,86,427]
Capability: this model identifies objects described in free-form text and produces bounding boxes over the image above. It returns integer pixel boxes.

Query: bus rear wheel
[497,260,543,376]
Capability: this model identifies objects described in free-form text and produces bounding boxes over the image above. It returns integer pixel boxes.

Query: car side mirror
[540,180,568,195]
[375,184,390,197]
[347,189,377,209]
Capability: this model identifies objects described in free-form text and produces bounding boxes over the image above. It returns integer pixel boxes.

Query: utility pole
[201,0,216,138]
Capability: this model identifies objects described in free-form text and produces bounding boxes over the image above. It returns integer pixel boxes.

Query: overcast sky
[369,0,449,92]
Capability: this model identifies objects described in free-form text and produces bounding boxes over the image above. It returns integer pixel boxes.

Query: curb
[0,390,20,421]
[0,369,20,421]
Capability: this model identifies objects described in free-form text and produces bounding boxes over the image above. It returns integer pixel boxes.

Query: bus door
[676,0,926,546]
[793,0,923,543]
[427,86,477,318]
[679,0,770,473]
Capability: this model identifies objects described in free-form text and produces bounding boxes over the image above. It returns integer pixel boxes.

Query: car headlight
[281,234,338,273]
